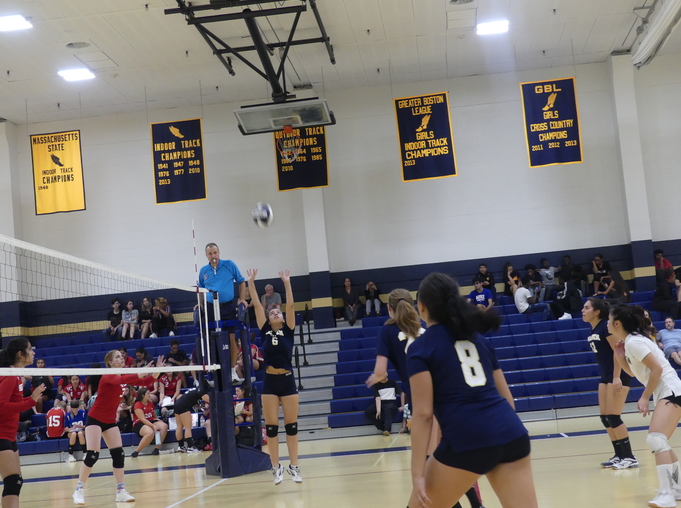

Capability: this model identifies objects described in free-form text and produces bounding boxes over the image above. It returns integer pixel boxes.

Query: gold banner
[30,130,85,215]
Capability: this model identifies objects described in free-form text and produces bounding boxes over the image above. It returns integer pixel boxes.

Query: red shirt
[0,376,36,440]
[240,344,263,362]
[124,356,134,368]
[64,382,86,401]
[159,374,179,397]
[132,400,157,426]
[656,258,673,270]
[88,374,156,424]
[46,407,66,438]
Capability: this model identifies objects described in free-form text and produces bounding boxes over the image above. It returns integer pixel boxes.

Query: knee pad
[110,447,125,469]
[2,475,22,497]
[600,415,611,428]
[83,450,100,468]
[266,425,279,438]
[607,414,624,428]
[647,432,672,455]
[285,422,298,436]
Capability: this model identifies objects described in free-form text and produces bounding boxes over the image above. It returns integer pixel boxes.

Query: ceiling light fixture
[632,0,681,67]
[476,20,509,35]
[0,14,32,31]
[57,68,95,81]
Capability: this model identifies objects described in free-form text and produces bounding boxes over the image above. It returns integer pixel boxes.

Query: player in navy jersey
[581,298,636,469]
[407,273,538,508]
[247,268,302,486]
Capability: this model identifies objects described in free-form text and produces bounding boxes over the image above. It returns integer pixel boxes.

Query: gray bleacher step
[279,415,328,431]
[298,388,333,402]
[295,375,335,390]
[298,364,336,377]
[278,401,330,417]
[299,352,338,365]
[295,341,339,354]
[305,330,342,342]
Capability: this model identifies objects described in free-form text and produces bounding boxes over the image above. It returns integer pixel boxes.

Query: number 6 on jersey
[455,340,487,387]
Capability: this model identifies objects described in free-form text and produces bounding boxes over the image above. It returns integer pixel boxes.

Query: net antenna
[276,125,302,163]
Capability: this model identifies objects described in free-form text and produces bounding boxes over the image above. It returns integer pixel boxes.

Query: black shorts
[262,372,298,397]
[0,439,18,452]
[663,393,681,407]
[133,421,158,436]
[433,434,531,475]
[86,415,118,432]
[600,374,633,386]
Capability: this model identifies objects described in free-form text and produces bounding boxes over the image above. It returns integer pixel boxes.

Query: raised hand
[31,384,46,402]
[247,268,258,281]
[279,269,290,283]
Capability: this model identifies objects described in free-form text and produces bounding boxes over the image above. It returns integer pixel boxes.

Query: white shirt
[624,333,681,405]
[514,287,532,313]
[539,266,559,285]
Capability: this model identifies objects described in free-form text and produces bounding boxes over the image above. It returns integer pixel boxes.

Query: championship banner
[150,118,206,204]
[520,77,583,168]
[394,92,457,182]
[274,126,328,191]
[30,130,86,215]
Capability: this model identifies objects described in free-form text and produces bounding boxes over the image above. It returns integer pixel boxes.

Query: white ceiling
[0,0,665,125]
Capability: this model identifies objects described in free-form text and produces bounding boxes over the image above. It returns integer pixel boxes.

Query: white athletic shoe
[673,485,681,501]
[271,464,284,485]
[72,489,85,505]
[287,464,303,483]
[612,457,639,470]
[169,331,175,336]
[66,454,76,463]
[600,455,620,468]
[150,333,158,338]
[186,447,201,453]
[649,490,676,508]
[231,368,244,384]
[115,489,135,503]
[559,313,572,320]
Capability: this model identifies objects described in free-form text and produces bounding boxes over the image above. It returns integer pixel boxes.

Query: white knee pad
[647,432,672,455]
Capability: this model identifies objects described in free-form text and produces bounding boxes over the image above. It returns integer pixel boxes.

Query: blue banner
[394,92,457,182]
[150,118,206,204]
[520,78,582,168]
[274,126,328,191]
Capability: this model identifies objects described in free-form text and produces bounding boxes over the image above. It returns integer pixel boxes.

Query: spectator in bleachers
[166,339,189,387]
[65,400,87,463]
[515,275,551,321]
[602,269,631,304]
[467,277,494,311]
[538,258,561,302]
[158,371,181,405]
[561,255,588,296]
[139,297,154,340]
[120,300,139,340]
[63,375,87,407]
[342,277,361,326]
[116,385,135,434]
[119,347,134,368]
[370,374,404,436]
[592,253,612,297]
[656,317,681,367]
[524,264,543,293]
[103,298,123,339]
[244,287,257,324]
[132,347,153,368]
[46,399,67,439]
[655,249,674,281]
[261,284,282,313]
[235,335,263,381]
[85,362,101,410]
[234,384,253,438]
[364,281,382,317]
[24,358,53,413]
[548,272,581,320]
[56,375,68,400]
[473,262,496,300]
[131,387,167,458]
[502,262,521,297]
[150,297,175,338]
[653,268,681,319]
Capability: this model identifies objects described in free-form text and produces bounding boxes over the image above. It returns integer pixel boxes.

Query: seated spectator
[474,262,496,300]
[549,272,581,320]
[261,284,282,313]
[603,269,631,303]
[150,297,175,338]
[655,249,674,281]
[46,400,67,439]
[591,253,612,296]
[133,347,154,368]
[366,374,404,436]
[656,317,681,367]
[64,400,87,462]
[364,281,382,317]
[467,277,494,311]
[342,277,361,326]
[502,262,521,297]
[514,275,551,321]
[63,375,87,406]
[121,300,139,340]
[653,268,681,319]
[85,363,101,410]
[235,335,263,380]
[119,347,135,367]
[139,296,154,339]
[538,258,562,302]
[524,264,543,294]
[103,298,122,339]
[159,371,182,406]
[166,339,189,387]
[131,387,168,458]
[233,384,253,437]
[24,358,53,413]
[561,255,588,296]
[244,287,257,326]
[116,385,135,433]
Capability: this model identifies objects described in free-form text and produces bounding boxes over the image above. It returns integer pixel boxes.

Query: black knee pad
[83,450,100,468]
[607,414,624,428]
[2,475,22,497]
[600,415,611,428]
[285,422,298,436]
[110,447,125,469]
[266,425,279,438]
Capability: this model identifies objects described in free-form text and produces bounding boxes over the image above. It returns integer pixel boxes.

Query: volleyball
[252,202,274,228]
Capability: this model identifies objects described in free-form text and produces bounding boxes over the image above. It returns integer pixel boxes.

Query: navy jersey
[587,319,632,383]
[375,323,414,394]
[468,288,492,305]
[261,322,295,370]
[407,324,527,454]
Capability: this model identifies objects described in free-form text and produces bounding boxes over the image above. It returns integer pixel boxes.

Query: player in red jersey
[72,350,164,505]
[0,337,46,508]
[63,375,87,406]
[46,400,67,439]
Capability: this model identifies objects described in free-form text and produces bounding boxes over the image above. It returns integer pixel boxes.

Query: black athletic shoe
[131,451,139,458]
[152,448,160,456]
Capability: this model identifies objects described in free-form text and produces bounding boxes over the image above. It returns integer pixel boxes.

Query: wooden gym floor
[16,412,674,508]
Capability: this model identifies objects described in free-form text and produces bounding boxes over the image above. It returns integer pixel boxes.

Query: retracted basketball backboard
[234,98,336,135]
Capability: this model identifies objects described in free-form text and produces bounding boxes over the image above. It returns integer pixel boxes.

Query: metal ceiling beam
[186,5,306,25]
[165,0,289,15]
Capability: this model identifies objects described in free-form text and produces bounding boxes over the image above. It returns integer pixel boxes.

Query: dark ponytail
[0,337,31,368]
[418,273,501,339]
[610,304,648,336]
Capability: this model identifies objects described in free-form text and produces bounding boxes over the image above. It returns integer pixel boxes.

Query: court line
[163,479,226,508]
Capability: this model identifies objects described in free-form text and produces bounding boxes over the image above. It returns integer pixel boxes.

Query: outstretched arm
[281,270,296,329]
[247,269,267,329]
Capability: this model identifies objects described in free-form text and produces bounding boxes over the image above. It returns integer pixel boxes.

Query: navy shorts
[262,372,298,397]
[86,415,118,432]
[0,439,18,452]
[433,434,531,475]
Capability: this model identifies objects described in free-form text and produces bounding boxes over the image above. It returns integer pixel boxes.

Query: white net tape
[0,364,221,377]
